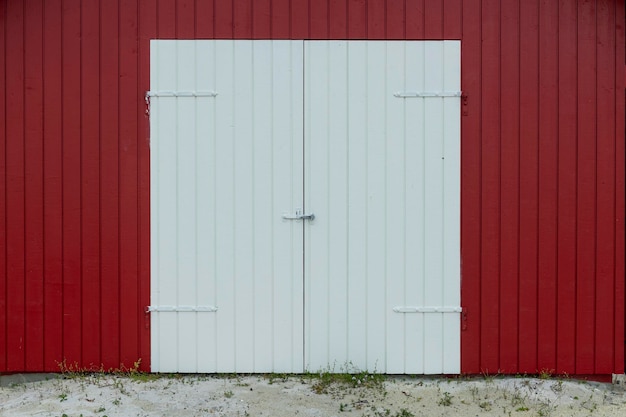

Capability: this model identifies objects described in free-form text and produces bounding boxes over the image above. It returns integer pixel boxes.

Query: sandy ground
[1,373,625,417]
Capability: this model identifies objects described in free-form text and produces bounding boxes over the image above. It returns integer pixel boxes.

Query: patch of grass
[224,390,234,398]
[304,363,385,395]
[515,407,529,412]
[437,391,453,406]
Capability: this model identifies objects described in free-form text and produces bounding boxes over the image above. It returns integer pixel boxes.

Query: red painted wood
[61,0,82,367]
[460,0,482,373]
[498,0,520,373]
[24,0,45,372]
[1,0,624,375]
[556,0,578,374]
[119,0,141,368]
[480,0,501,374]
[100,0,121,369]
[518,0,540,374]
[614,0,626,375]
[5,0,26,372]
[0,0,7,371]
[537,0,559,373]
[80,0,101,368]
[594,0,616,375]
[576,0,597,375]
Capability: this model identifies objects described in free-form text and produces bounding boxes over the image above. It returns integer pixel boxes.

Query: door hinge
[392,306,462,313]
[146,305,218,313]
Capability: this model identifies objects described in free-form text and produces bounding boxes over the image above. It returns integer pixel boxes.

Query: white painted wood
[304,41,461,374]
[150,40,304,373]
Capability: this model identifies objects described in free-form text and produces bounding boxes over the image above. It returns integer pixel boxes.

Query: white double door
[150,40,460,374]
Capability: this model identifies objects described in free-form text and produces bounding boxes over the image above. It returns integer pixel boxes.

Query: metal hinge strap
[394,91,462,98]
[146,305,218,313]
[393,306,462,313]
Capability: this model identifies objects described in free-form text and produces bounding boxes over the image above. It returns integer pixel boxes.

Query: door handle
[282,209,315,221]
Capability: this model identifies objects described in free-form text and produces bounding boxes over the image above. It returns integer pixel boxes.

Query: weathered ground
[1,373,625,417]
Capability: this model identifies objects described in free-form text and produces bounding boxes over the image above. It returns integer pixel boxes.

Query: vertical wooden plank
[576,0,597,374]
[518,0,539,374]
[233,0,252,38]
[613,0,626,375]
[42,0,64,373]
[291,0,309,39]
[367,0,385,39]
[405,0,425,39]
[480,0,501,373]
[61,0,82,367]
[157,0,176,38]
[271,0,291,38]
[195,0,214,38]
[100,0,120,370]
[119,0,140,367]
[499,0,520,373]
[441,41,462,374]
[443,0,462,40]
[594,0,616,375]
[424,0,443,39]
[329,0,348,39]
[309,0,328,39]
[460,0,482,374]
[139,0,157,372]
[386,0,405,39]
[252,0,271,38]
[347,0,366,39]
[556,0,578,375]
[0,0,8,372]
[80,0,101,368]
[215,0,234,38]
[23,0,44,372]
[537,0,559,373]
[5,0,25,371]
[177,0,195,38]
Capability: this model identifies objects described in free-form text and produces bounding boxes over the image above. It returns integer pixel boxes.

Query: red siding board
[499,0,520,373]
[0,0,624,376]
[24,0,45,372]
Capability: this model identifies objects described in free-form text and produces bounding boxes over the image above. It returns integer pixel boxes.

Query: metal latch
[282,208,315,221]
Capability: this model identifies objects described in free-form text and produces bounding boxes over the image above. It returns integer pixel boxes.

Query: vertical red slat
[479,0,501,373]
[24,0,45,372]
[157,0,176,38]
[100,0,120,370]
[291,0,309,39]
[139,0,158,371]
[61,0,82,367]
[347,0,366,39]
[386,0,405,39]
[233,0,252,38]
[0,0,7,372]
[177,0,195,39]
[576,0,597,374]
[80,0,101,368]
[195,0,214,38]
[5,0,25,372]
[329,0,348,39]
[252,0,271,38]
[594,0,616,375]
[424,0,443,39]
[443,0,462,40]
[271,0,290,39]
[537,0,559,373]
[556,0,578,374]
[309,0,328,39]
[499,0,520,373]
[460,0,482,374]
[120,0,140,367]
[42,0,63,372]
[367,0,385,39]
[518,0,539,374]
[614,0,626,375]
[215,0,234,38]
[405,0,425,39]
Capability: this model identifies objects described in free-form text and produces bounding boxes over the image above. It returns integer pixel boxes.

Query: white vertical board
[304,41,461,374]
[150,40,304,373]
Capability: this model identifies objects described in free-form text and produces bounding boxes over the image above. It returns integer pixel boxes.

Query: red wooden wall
[0,0,624,375]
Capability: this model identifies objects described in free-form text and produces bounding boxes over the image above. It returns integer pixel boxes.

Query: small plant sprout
[438,391,453,406]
